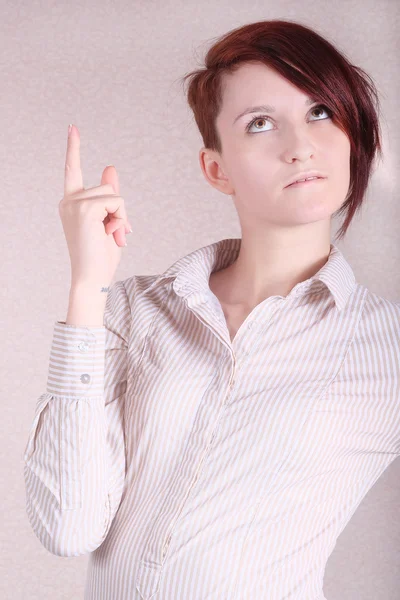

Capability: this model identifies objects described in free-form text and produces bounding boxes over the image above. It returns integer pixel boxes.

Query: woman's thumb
[101,165,120,196]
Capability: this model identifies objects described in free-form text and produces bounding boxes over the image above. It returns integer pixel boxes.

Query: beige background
[3,0,399,598]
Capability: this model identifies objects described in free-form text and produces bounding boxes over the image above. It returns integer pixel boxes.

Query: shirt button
[78,341,90,352]
[80,374,91,384]
[248,321,262,333]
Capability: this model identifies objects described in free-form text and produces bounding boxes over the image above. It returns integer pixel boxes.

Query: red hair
[178,19,383,241]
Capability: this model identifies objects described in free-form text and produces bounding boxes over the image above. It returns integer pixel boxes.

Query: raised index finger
[64,124,84,197]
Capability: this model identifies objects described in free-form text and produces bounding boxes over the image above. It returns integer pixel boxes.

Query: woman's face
[199,61,351,233]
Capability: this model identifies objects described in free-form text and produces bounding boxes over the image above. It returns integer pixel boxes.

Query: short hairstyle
[178,19,383,242]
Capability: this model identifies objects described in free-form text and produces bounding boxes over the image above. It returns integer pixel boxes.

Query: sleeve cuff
[46,321,106,397]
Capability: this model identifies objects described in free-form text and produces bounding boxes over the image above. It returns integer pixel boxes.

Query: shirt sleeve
[23,279,131,557]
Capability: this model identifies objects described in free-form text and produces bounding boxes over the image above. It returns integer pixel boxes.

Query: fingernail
[124,241,128,246]
[68,124,73,136]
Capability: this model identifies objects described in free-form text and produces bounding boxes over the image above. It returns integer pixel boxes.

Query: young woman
[24,18,399,600]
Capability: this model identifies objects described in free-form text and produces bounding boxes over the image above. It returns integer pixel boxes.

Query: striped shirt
[23,237,400,600]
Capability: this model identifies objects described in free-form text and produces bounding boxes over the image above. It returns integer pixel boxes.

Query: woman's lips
[285,177,326,188]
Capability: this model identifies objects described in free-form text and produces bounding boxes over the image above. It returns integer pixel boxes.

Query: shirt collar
[142,238,357,312]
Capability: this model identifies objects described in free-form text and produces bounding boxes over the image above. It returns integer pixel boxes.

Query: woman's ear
[198,147,235,195]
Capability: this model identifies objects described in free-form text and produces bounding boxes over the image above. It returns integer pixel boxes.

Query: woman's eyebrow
[232,96,316,125]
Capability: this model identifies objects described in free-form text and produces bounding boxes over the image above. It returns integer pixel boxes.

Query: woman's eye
[309,105,332,120]
[245,104,332,133]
